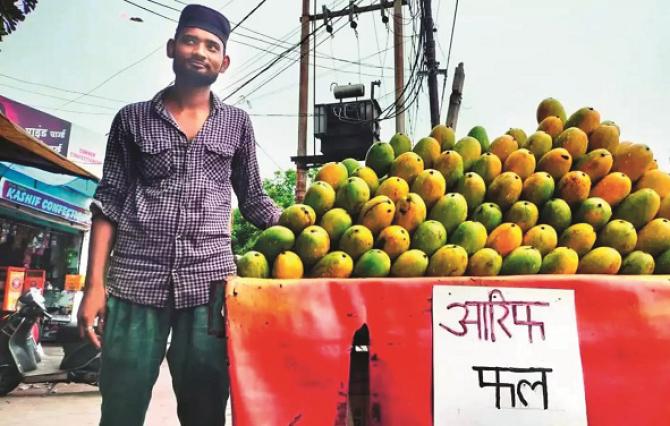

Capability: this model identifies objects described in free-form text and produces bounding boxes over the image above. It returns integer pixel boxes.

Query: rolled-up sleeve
[91,111,133,223]
[231,114,281,229]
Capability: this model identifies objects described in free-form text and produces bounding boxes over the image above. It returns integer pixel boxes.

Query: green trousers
[99,296,229,426]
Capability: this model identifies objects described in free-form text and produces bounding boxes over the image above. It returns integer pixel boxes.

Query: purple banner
[0,95,71,156]
[0,179,90,225]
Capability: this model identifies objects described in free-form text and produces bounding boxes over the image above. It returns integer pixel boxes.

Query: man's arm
[78,216,116,348]
[78,111,133,348]
[231,114,282,229]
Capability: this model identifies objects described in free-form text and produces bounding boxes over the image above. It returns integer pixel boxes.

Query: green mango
[353,249,392,277]
[236,251,270,278]
[501,246,542,275]
[467,125,490,152]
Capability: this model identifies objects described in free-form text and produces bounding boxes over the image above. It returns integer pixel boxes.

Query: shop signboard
[432,285,588,425]
[0,178,90,225]
[0,95,71,156]
[67,124,105,177]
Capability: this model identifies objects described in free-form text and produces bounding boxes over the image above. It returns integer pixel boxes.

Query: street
[0,360,232,425]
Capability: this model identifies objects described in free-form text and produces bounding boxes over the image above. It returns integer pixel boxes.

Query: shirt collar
[151,86,224,117]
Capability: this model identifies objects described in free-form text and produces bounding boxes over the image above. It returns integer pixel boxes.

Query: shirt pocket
[203,140,234,183]
[135,138,173,182]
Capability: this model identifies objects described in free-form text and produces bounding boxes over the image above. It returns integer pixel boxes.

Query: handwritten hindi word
[439,289,549,343]
[472,366,553,410]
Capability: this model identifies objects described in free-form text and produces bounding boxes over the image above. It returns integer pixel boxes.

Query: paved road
[0,360,233,425]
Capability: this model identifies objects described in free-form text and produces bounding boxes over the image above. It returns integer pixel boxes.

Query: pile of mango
[238,97,670,279]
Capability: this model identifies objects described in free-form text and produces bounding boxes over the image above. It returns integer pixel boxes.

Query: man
[77,5,281,425]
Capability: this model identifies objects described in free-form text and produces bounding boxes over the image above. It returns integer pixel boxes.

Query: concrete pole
[295,0,310,202]
[393,0,405,135]
[422,0,440,127]
[446,62,465,130]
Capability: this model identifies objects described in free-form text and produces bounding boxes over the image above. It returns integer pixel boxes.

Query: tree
[231,168,317,255]
[1,1,38,41]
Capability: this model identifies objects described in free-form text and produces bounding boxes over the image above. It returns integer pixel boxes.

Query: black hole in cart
[346,323,370,426]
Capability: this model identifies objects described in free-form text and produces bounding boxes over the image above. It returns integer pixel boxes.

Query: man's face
[168,27,230,87]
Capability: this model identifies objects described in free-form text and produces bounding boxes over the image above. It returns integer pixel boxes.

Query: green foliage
[1,0,38,41]
[264,169,299,209]
[231,168,317,255]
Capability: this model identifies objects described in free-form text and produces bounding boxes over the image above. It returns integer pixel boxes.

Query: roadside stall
[227,96,670,425]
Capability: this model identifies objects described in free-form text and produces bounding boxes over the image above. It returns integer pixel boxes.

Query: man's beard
[173,60,219,87]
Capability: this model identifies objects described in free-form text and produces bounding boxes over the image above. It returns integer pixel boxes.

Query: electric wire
[439,0,458,117]
[4,1,365,114]
[15,0,413,129]
[228,17,352,105]
[0,82,118,110]
[51,0,274,111]
[242,44,395,102]
[0,73,130,104]
[42,0,380,111]
[223,1,365,103]
[53,45,164,111]
[231,0,269,32]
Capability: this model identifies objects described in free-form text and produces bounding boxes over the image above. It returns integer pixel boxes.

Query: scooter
[0,287,100,395]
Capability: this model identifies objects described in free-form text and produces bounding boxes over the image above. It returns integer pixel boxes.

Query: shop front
[0,162,94,312]
[0,165,91,278]
[0,95,100,318]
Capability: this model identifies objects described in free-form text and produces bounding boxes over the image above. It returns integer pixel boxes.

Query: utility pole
[393,0,405,135]
[296,0,310,202]
[446,62,465,130]
[295,1,408,198]
[421,0,440,128]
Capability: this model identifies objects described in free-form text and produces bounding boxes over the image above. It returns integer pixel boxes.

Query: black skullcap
[176,4,231,45]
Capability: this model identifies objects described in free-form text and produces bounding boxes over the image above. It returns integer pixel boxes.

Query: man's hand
[78,283,106,349]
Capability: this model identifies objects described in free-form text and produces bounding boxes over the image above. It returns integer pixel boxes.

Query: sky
[1,0,669,178]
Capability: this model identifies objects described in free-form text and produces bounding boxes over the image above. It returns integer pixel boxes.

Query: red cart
[225,275,670,426]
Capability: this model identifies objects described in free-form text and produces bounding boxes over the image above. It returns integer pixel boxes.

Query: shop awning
[0,112,99,181]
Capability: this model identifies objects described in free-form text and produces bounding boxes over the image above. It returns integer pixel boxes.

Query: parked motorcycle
[0,288,100,395]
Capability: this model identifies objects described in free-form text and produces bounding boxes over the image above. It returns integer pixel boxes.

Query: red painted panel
[225,276,670,425]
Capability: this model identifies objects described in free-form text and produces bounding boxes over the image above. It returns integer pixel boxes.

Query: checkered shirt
[92,89,281,308]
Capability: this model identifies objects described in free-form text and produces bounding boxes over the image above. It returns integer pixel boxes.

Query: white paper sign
[433,285,587,426]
